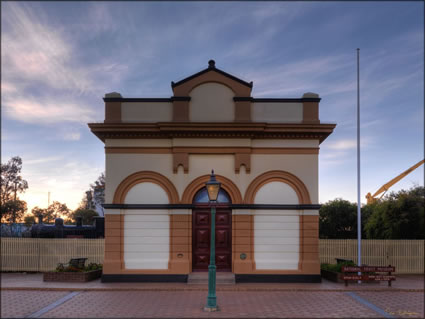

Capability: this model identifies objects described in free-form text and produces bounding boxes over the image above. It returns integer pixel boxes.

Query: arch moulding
[181,174,243,204]
[172,72,252,97]
[244,170,312,204]
[113,171,179,204]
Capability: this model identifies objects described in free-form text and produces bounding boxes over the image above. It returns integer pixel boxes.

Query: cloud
[324,137,374,151]
[247,53,355,97]
[21,157,104,211]
[1,2,129,129]
[326,139,357,151]
[1,82,18,93]
[62,131,82,141]
[3,96,96,125]
[1,3,95,94]
[25,156,63,165]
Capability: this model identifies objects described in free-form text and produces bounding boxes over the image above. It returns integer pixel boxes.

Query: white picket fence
[319,239,424,274]
[1,238,424,273]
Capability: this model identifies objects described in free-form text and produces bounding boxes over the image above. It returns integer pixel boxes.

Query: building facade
[89,60,336,282]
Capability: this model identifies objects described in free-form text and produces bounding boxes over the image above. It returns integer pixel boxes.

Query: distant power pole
[48,191,51,207]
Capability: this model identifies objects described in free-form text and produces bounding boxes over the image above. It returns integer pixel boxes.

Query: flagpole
[357,48,361,281]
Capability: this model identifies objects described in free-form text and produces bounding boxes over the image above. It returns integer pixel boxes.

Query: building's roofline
[103,97,191,102]
[103,97,321,103]
[171,60,253,89]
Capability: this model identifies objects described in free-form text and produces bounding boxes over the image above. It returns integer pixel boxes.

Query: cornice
[234,97,321,103]
[88,122,336,144]
[103,96,191,102]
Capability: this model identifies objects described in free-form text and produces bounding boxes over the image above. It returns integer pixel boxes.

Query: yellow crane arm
[366,159,424,204]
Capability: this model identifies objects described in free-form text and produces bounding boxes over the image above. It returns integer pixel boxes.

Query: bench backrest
[69,258,87,269]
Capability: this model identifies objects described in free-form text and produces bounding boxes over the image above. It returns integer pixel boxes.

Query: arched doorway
[192,188,232,271]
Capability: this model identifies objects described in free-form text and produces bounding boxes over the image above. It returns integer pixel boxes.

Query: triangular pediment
[171,60,253,96]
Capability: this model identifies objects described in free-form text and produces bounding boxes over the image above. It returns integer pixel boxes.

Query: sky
[1,1,424,214]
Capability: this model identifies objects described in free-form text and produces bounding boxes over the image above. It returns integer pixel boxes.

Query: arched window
[193,187,231,204]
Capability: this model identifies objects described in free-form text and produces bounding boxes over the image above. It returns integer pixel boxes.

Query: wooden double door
[192,206,232,271]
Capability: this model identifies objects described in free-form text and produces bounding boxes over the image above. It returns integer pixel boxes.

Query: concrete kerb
[1,287,423,292]
[1,273,423,292]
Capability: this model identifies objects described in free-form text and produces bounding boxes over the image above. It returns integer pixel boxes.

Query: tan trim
[299,215,304,270]
[173,153,189,173]
[120,215,124,270]
[104,214,121,275]
[181,174,243,204]
[169,214,174,271]
[235,101,251,122]
[105,146,319,155]
[104,101,122,123]
[244,170,312,204]
[112,171,179,204]
[172,71,252,96]
[251,148,319,154]
[172,100,189,122]
[303,101,319,124]
[105,147,172,154]
[173,147,252,154]
[251,214,256,270]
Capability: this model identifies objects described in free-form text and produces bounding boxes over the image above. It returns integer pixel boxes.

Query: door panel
[192,207,232,271]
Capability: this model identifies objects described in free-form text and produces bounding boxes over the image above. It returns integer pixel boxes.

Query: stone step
[188,272,235,285]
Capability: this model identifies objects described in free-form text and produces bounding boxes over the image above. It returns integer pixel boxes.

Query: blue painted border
[345,292,395,318]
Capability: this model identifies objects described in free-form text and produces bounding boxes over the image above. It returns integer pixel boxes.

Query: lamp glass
[205,170,221,202]
[206,184,220,201]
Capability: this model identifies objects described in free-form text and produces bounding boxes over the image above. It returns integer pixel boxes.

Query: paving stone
[355,291,425,318]
[1,291,69,318]
[38,291,383,318]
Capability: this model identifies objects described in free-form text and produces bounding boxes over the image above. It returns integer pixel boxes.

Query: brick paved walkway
[2,290,424,318]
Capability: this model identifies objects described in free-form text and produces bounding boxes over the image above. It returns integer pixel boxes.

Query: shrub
[320,261,356,273]
[55,262,103,272]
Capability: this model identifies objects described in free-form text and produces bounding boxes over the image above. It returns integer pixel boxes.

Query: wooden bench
[342,265,396,286]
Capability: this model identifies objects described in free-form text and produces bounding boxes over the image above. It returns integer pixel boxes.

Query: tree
[23,214,36,227]
[1,199,27,223]
[71,208,99,225]
[31,201,71,224]
[79,172,105,214]
[364,186,424,239]
[319,199,358,239]
[1,156,29,223]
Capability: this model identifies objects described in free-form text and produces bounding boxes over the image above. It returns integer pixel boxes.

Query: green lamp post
[204,170,221,312]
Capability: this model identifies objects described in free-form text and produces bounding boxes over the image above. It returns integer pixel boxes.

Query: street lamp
[204,170,221,312]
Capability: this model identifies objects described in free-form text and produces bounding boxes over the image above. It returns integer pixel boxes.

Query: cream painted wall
[105,152,318,204]
[254,182,299,204]
[254,182,300,270]
[123,182,169,270]
[172,138,251,147]
[124,182,169,204]
[105,154,174,202]
[251,154,318,203]
[189,83,235,122]
[121,102,172,123]
[252,102,303,123]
